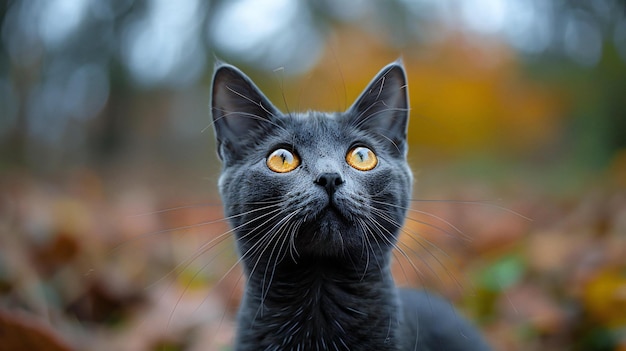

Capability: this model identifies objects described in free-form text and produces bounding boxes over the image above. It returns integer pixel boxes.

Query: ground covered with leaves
[1,159,625,351]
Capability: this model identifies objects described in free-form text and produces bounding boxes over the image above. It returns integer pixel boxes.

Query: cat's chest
[240,305,400,351]
[237,272,401,351]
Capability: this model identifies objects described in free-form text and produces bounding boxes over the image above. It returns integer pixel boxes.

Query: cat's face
[211,62,412,266]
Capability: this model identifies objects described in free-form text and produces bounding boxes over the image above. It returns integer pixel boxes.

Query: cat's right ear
[346,61,409,157]
[211,64,280,161]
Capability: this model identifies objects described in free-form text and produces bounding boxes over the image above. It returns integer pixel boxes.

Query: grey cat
[211,61,492,351]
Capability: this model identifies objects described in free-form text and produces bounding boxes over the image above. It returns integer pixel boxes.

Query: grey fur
[211,62,491,351]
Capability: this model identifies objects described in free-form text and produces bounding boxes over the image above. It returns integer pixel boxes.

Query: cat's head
[211,62,413,265]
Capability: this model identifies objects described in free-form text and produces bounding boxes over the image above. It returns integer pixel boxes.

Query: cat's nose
[315,172,344,197]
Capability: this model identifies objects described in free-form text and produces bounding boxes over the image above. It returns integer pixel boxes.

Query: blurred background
[1,0,625,350]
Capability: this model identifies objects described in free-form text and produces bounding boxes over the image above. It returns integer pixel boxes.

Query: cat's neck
[236,254,402,350]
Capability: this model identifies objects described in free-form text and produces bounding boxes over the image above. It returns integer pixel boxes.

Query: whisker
[272,67,293,118]
[108,216,230,255]
[167,206,297,335]
[372,128,402,154]
[224,85,280,120]
[362,213,434,343]
[352,105,409,131]
[112,201,283,253]
[355,218,373,281]
[213,109,286,134]
[232,208,303,292]
[409,198,532,222]
[205,269,245,350]
[148,230,234,291]
[258,210,302,309]
[365,212,428,282]
[125,203,223,218]
[149,205,285,289]
[371,199,470,241]
[357,217,385,278]
[369,206,468,296]
[165,235,237,333]
[403,215,471,243]
[288,220,303,263]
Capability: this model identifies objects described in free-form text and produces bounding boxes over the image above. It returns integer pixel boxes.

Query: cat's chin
[295,207,361,257]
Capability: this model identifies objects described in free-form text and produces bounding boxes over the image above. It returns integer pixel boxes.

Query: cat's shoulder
[397,288,492,351]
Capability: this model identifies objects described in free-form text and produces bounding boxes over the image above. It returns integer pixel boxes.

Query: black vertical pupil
[357,149,366,161]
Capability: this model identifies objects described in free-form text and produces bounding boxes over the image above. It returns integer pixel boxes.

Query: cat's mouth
[315,202,352,224]
[325,204,346,219]
[295,203,355,256]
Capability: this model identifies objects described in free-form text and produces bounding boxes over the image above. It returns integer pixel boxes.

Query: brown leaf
[0,310,73,351]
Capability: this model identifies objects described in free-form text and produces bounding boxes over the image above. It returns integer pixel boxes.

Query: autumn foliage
[1,24,625,351]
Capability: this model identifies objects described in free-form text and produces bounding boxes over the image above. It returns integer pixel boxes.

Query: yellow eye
[267,148,300,173]
[346,146,377,171]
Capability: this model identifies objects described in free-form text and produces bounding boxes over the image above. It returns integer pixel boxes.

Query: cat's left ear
[211,63,281,162]
[346,61,409,156]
